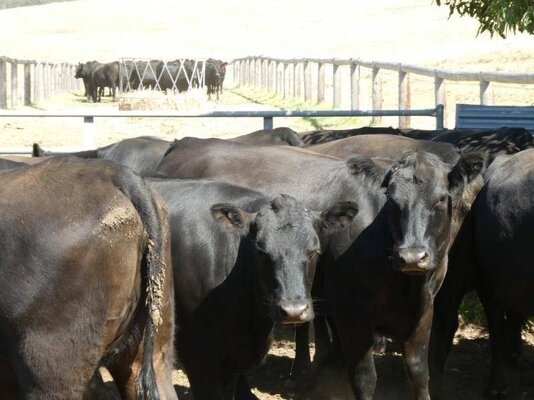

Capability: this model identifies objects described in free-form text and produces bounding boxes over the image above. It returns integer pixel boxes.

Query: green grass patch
[230,86,373,131]
[0,0,74,10]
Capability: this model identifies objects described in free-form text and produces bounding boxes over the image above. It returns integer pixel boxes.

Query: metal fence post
[350,61,360,110]
[83,116,95,149]
[0,59,7,109]
[11,62,18,108]
[24,63,31,105]
[263,116,273,130]
[398,70,411,129]
[480,79,493,105]
[435,104,444,130]
[434,74,446,127]
[371,64,382,124]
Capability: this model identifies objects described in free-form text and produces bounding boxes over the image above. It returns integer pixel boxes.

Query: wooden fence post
[0,59,6,109]
[282,63,288,99]
[333,60,341,108]
[350,61,360,110]
[303,61,310,101]
[317,62,325,104]
[371,64,383,124]
[480,79,493,105]
[11,62,18,108]
[24,63,31,105]
[434,74,446,127]
[34,62,42,103]
[398,70,411,129]
[291,63,296,98]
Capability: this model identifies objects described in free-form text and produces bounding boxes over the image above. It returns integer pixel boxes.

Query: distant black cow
[129,60,162,90]
[231,127,304,147]
[205,59,228,100]
[154,138,485,398]
[75,60,100,101]
[0,157,176,399]
[156,60,191,93]
[430,149,534,399]
[33,136,171,176]
[91,61,120,102]
[148,178,358,399]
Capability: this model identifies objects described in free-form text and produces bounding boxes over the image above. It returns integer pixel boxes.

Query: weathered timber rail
[232,56,534,129]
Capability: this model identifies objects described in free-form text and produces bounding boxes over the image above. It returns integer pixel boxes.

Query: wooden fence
[0,56,80,109]
[232,56,534,129]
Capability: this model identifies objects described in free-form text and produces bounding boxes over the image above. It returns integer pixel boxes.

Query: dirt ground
[92,323,534,400]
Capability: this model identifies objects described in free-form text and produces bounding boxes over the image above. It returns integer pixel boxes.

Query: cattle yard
[1,1,534,400]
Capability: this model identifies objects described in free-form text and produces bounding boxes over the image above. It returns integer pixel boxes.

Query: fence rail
[232,56,534,129]
[0,106,443,154]
[0,56,80,109]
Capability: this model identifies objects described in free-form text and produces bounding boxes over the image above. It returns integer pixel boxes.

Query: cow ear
[318,201,359,231]
[381,163,400,188]
[347,157,385,182]
[211,203,252,235]
[448,152,485,196]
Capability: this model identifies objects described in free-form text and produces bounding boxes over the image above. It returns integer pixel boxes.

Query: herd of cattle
[0,124,533,400]
[75,58,228,103]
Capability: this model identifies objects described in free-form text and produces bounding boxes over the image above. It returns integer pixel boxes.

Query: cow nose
[277,301,313,324]
[397,248,430,272]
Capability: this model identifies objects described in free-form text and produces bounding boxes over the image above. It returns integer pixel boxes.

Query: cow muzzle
[274,300,314,325]
[395,248,432,274]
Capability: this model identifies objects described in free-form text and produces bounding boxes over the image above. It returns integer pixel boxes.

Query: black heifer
[91,61,120,102]
[308,134,460,164]
[430,149,534,399]
[299,126,403,145]
[205,59,228,100]
[75,60,100,101]
[148,178,357,400]
[231,127,304,147]
[33,136,171,176]
[154,138,485,399]
[0,157,176,399]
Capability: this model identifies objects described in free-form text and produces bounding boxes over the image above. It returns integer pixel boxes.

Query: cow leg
[505,309,524,368]
[334,315,375,400]
[292,323,312,378]
[478,289,507,398]
[235,375,259,400]
[401,305,433,400]
[428,289,466,399]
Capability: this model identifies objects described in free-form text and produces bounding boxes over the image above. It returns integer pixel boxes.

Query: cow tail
[114,171,167,400]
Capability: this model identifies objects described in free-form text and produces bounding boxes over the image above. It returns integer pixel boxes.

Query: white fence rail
[232,56,534,129]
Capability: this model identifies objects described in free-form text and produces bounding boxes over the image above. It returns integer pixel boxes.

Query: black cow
[130,60,162,90]
[299,126,405,145]
[432,127,533,164]
[156,60,192,93]
[430,149,534,399]
[231,127,304,147]
[75,60,100,101]
[205,59,227,100]
[33,136,171,177]
[308,134,460,164]
[91,61,120,102]
[154,138,485,399]
[148,178,358,399]
[0,157,176,399]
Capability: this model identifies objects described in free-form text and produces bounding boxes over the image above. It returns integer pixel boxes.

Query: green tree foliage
[436,0,534,38]
[0,0,74,10]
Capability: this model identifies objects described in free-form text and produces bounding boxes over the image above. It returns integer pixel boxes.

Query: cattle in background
[129,60,162,90]
[205,59,228,100]
[231,127,304,146]
[33,136,171,177]
[91,61,120,102]
[300,126,403,145]
[430,149,534,399]
[74,60,100,101]
[0,157,176,399]
[148,178,358,399]
[153,137,485,399]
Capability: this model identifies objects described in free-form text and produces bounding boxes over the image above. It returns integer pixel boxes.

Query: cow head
[212,195,358,325]
[75,63,83,78]
[380,151,484,276]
